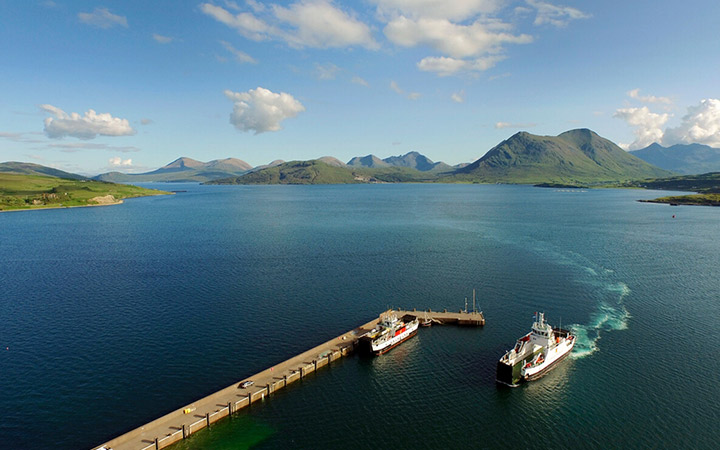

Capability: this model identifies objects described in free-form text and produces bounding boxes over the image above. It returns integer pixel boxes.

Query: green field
[641,193,720,206]
[0,173,170,211]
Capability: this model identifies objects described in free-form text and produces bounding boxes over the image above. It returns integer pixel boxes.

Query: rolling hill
[630,143,720,174]
[447,129,674,184]
[207,160,437,185]
[0,161,86,180]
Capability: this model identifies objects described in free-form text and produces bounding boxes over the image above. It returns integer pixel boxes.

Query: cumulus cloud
[495,121,537,129]
[663,99,720,147]
[378,3,531,76]
[153,34,173,44]
[78,7,128,29]
[220,40,257,64]
[385,17,531,59]
[613,106,670,150]
[223,87,305,134]
[200,1,377,49]
[526,0,590,27]
[627,88,671,105]
[109,157,133,167]
[40,105,135,140]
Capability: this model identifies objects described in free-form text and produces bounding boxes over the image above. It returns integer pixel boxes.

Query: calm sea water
[1,184,719,449]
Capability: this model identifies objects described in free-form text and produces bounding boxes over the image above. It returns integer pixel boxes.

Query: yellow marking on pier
[93,309,483,450]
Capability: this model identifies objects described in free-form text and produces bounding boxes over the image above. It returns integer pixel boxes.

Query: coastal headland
[0,172,170,212]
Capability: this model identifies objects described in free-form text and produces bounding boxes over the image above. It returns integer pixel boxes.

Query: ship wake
[570,282,630,359]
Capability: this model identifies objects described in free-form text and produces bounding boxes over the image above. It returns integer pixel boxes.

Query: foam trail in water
[570,282,631,359]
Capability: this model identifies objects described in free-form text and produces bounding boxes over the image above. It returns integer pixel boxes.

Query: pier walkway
[94,309,484,450]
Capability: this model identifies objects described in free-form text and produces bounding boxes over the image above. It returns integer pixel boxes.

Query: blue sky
[1,0,719,175]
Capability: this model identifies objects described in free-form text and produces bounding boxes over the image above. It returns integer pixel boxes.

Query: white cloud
[223,87,305,134]
[220,41,257,64]
[526,0,590,28]
[627,88,672,105]
[451,90,465,103]
[314,62,341,80]
[371,0,503,21]
[663,99,720,147]
[109,157,133,167]
[385,17,531,59]
[613,106,670,150]
[495,121,537,129]
[351,76,369,87]
[40,105,136,140]
[417,55,505,76]
[153,34,173,44]
[390,81,421,100]
[201,1,377,49]
[78,7,128,29]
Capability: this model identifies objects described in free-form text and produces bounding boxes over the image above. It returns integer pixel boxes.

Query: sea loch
[1,184,719,449]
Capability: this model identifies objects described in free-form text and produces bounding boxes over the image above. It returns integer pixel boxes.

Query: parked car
[239,380,254,388]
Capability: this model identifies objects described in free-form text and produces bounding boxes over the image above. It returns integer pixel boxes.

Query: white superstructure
[497,312,575,386]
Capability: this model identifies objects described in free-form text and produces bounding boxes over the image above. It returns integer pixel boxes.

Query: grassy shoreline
[0,173,171,212]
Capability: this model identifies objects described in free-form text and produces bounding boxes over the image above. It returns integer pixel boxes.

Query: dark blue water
[1,184,718,449]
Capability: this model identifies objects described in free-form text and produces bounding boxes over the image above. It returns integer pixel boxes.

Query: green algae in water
[171,415,274,450]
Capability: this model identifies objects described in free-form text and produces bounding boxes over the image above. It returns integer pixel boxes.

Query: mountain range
[448,129,673,184]
[630,143,720,175]
[94,157,254,183]
[10,128,715,186]
[210,129,674,185]
[347,151,453,172]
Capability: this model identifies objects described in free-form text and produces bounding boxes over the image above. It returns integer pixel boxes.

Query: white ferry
[358,311,419,355]
[496,312,575,387]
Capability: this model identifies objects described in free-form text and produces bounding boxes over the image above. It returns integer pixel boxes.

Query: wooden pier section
[93,309,484,450]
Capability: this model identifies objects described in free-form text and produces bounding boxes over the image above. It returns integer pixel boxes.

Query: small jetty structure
[93,308,484,450]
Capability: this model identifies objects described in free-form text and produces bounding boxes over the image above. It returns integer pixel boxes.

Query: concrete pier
[93,309,484,450]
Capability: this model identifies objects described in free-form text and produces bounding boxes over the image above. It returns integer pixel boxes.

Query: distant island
[623,172,720,206]
[207,129,673,186]
[0,163,169,212]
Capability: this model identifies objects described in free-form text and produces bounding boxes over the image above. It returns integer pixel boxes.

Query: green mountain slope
[207,160,436,185]
[447,129,674,183]
[630,143,720,174]
[346,155,389,168]
[0,161,86,180]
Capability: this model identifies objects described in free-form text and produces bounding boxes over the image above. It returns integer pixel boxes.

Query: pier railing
[94,308,483,450]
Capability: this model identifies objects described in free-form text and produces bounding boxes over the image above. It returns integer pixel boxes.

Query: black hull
[496,361,519,387]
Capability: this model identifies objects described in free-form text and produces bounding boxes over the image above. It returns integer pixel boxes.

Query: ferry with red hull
[358,311,419,355]
[496,312,575,387]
